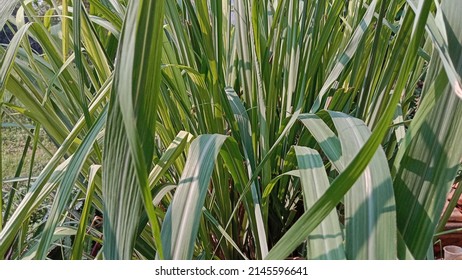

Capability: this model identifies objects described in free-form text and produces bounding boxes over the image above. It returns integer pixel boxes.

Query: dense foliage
[0,0,461,260]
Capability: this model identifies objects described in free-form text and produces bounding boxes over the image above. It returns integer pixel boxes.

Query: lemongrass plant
[0,0,461,260]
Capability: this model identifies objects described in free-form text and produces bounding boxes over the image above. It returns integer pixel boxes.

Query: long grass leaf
[0,0,20,31]
[71,165,101,260]
[266,102,404,260]
[102,0,164,259]
[393,0,462,259]
[35,108,106,259]
[299,111,396,259]
[294,146,345,260]
[0,22,32,233]
[224,86,267,257]
[0,78,109,257]
[160,134,227,260]
[310,0,378,113]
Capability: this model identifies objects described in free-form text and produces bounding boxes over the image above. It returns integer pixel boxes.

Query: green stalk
[356,0,387,120]
[62,0,69,61]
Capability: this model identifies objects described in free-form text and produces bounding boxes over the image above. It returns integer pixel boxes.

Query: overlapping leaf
[102,0,164,259]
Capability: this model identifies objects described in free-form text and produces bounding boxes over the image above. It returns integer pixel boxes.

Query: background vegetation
[0,0,461,260]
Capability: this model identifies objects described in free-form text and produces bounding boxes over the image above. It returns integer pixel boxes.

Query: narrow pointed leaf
[71,165,102,260]
[294,146,345,260]
[102,0,165,259]
[0,0,20,30]
[35,107,106,259]
[393,0,462,259]
[160,134,227,260]
[299,112,396,259]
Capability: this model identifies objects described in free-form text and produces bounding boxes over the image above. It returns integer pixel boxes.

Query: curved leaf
[160,134,227,260]
[294,146,345,260]
[393,0,462,259]
[102,0,165,259]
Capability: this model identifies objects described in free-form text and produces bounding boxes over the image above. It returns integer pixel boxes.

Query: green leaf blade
[160,134,227,260]
[294,146,345,260]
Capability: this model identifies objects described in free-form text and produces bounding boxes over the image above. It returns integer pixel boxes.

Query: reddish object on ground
[434,183,462,259]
